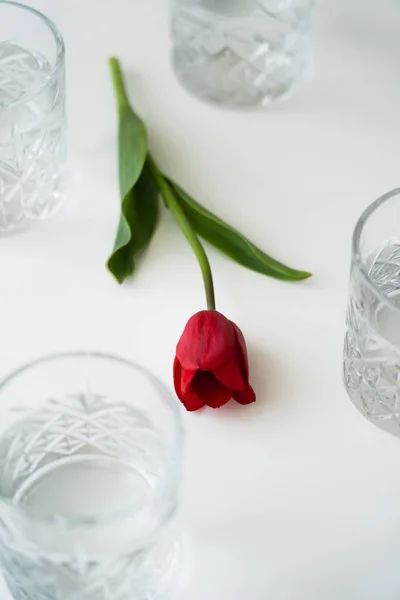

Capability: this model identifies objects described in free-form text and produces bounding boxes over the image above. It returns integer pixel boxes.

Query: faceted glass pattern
[0,353,183,600]
[0,3,67,231]
[343,189,400,436]
[171,0,315,107]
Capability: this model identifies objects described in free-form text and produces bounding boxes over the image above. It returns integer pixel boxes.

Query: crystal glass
[0,1,67,231]
[343,189,400,436]
[171,0,315,108]
[0,352,183,600]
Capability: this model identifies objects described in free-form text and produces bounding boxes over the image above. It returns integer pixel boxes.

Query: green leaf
[107,57,159,283]
[107,161,159,283]
[171,182,311,282]
[109,57,147,198]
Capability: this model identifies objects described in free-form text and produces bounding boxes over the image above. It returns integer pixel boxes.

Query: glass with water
[343,189,400,436]
[0,353,183,600]
[0,1,67,231]
[171,0,315,107]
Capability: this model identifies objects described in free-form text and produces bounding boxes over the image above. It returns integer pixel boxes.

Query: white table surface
[2,0,400,598]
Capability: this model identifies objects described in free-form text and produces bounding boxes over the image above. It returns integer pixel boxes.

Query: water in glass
[171,0,314,107]
[0,41,66,230]
[0,0,67,232]
[0,354,182,600]
[344,240,400,435]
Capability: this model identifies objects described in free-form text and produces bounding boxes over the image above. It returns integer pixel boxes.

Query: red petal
[182,393,206,412]
[233,384,256,405]
[181,366,197,395]
[213,350,245,392]
[173,357,186,402]
[192,371,233,409]
[176,311,235,371]
[230,322,249,378]
[173,358,204,411]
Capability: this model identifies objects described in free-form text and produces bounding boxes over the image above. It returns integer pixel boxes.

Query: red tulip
[174,310,256,411]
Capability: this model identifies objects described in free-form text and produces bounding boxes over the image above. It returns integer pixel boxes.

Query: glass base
[173,55,311,108]
[346,388,400,437]
[0,175,68,233]
[1,537,182,600]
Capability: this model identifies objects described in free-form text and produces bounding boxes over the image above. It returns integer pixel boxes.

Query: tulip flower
[174,310,256,411]
[146,151,256,411]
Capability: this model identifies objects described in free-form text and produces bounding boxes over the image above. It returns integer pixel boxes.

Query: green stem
[109,57,129,111]
[148,155,216,311]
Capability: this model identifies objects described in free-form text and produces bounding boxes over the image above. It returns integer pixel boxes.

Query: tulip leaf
[106,58,310,286]
[107,162,159,283]
[107,57,159,283]
[170,182,311,282]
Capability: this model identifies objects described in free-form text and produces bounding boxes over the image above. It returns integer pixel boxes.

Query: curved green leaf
[107,162,159,283]
[171,182,311,282]
[109,57,147,199]
[107,58,159,283]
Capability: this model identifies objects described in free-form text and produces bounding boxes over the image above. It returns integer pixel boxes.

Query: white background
[2,0,400,598]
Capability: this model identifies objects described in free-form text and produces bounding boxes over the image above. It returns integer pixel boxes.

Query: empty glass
[0,352,183,600]
[343,189,400,436]
[0,1,67,231]
[171,0,315,107]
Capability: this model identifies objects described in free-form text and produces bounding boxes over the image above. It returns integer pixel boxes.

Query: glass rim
[0,0,65,112]
[0,351,183,529]
[352,187,400,311]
